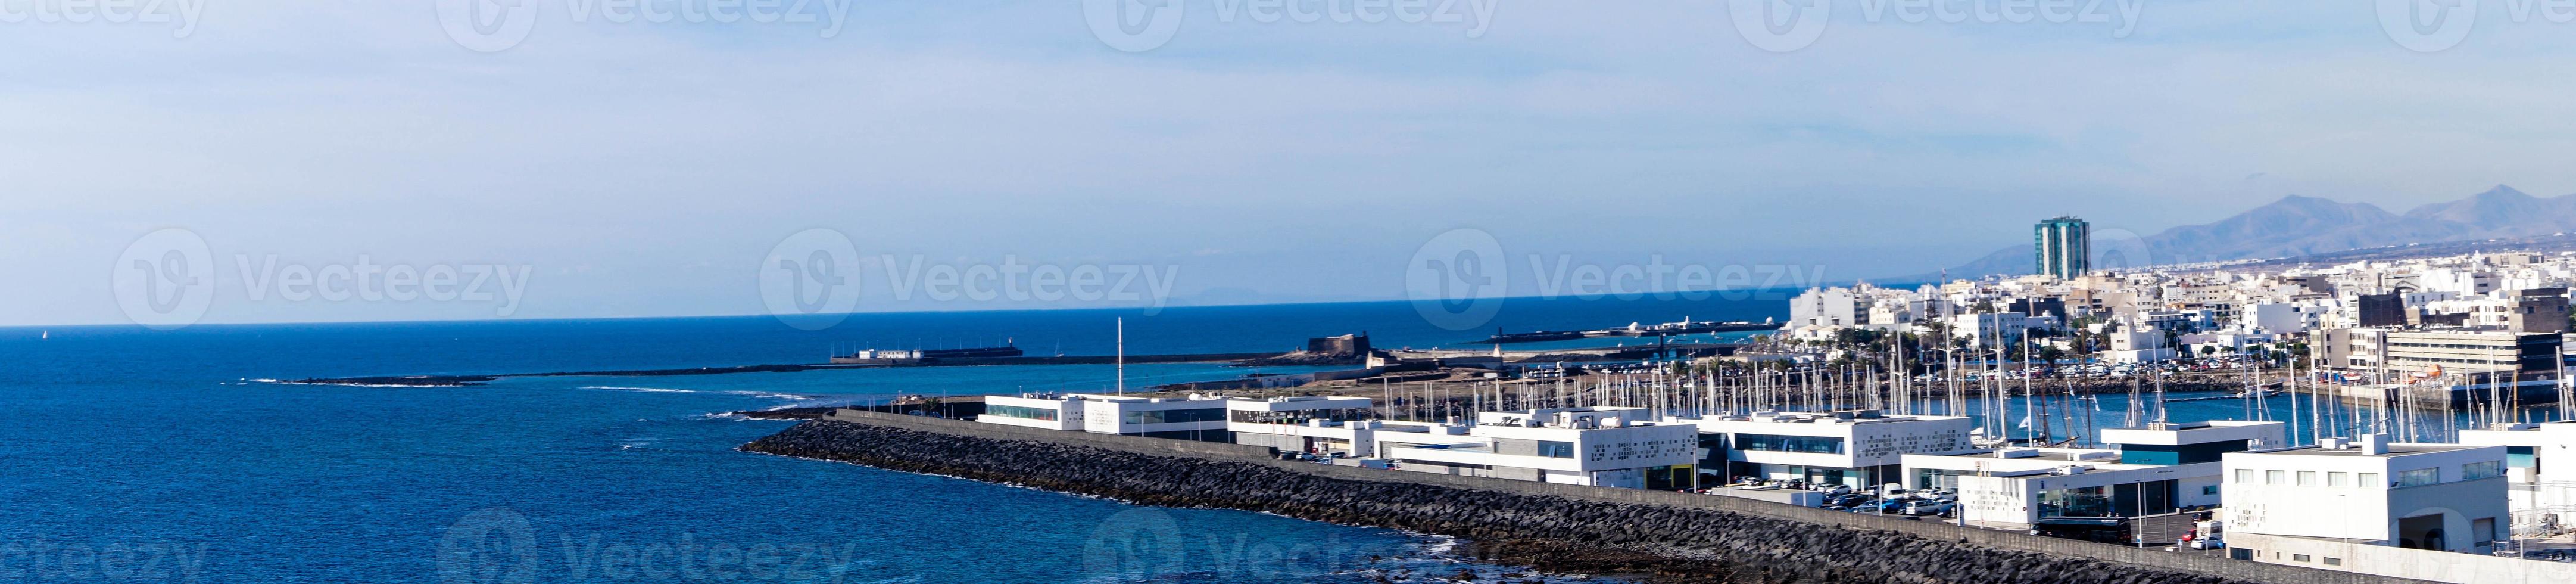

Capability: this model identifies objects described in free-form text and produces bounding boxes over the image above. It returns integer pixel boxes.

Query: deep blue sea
[0,296,1787,583]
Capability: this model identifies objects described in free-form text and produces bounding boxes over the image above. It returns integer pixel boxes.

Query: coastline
[737,417,2282,584]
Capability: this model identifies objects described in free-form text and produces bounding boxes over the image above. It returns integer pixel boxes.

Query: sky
[8,0,2576,327]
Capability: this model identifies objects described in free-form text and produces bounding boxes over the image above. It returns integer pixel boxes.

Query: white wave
[584,386,816,400]
[241,378,464,388]
[583,386,699,393]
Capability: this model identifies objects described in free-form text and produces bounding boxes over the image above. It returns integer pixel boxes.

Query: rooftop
[2241,443,2491,458]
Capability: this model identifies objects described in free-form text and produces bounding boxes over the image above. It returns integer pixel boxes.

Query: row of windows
[1735,433,1845,455]
[1230,408,1373,425]
[2388,342,2517,350]
[2237,468,2379,487]
[2232,461,2503,488]
[984,404,1060,421]
[1121,408,1227,425]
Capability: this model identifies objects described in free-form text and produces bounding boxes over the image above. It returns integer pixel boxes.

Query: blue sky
[8,1,2575,326]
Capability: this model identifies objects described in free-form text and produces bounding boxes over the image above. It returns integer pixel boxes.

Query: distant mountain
[1939,185,2576,278]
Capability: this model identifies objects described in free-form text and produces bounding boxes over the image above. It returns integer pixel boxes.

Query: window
[2328,471,2349,487]
[1538,440,1575,459]
[2323,558,2342,566]
[1734,433,1844,455]
[2235,469,2254,484]
[1230,408,1373,425]
[2464,461,2503,480]
[2266,470,2286,485]
[2293,554,2310,562]
[2297,471,2318,486]
[984,404,1059,421]
[1122,408,1225,425]
[2395,467,2441,487]
[2359,472,2381,487]
[2203,485,2219,496]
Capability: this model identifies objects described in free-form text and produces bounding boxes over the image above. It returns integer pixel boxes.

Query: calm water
[0,296,1787,583]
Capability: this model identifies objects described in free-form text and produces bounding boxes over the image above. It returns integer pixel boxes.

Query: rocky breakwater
[741,420,2253,584]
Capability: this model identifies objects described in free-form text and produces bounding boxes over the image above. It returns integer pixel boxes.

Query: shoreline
[738,417,2284,584]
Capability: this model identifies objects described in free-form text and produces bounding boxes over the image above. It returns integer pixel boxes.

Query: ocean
[12,294,2541,583]
[0,296,1784,583]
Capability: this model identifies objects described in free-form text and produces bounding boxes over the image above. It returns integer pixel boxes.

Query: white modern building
[1903,421,2282,530]
[2459,421,2576,536]
[1225,396,1467,456]
[972,393,1233,442]
[2222,436,2509,563]
[977,393,1087,431]
[1688,410,1974,490]
[1383,407,1701,490]
[2102,327,2178,364]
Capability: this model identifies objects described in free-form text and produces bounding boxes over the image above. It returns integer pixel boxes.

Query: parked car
[1903,500,1955,517]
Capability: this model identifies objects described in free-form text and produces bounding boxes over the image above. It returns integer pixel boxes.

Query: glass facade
[1537,440,1575,459]
[1734,433,1844,455]
[2394,467,2440,487]
[2119,440,2247,465]
[2463,461,2503,480]
[2508,446,2537,470]
[1916,468,1966,491]
[1644,465,1695,491]
[984,404,1059,421]
[2034,217,2090,279]
[2037,480,2173,519]
[1122,408,1227,425]
[1229,408,1374,425]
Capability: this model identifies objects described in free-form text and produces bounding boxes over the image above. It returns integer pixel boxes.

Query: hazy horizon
[14,1,2575,327]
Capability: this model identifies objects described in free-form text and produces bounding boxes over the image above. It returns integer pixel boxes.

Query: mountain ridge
[1935,185,2576,278]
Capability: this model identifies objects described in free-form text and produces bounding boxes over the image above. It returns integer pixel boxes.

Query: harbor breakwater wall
[741,411,2426,584]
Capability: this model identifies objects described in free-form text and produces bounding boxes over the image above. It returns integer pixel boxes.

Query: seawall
[739,411,2430,584]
